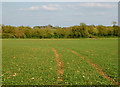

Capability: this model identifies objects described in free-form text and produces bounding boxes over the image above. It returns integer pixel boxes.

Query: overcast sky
[2,2,118,27]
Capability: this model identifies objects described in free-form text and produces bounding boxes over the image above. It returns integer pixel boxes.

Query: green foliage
[2,39,118,85]
[2,33,15,38]
[112,21,117,26]
[1,23,120,39]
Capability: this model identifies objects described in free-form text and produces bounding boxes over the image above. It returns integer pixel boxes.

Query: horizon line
[2,23,117,28]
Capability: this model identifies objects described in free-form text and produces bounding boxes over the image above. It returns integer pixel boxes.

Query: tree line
[1,23,120,39]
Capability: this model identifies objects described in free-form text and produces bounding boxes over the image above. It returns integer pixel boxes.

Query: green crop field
[2,38,119,85]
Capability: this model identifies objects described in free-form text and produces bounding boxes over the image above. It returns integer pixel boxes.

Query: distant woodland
[1,23,120,38]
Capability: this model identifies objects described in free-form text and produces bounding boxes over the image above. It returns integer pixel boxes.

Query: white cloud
[18,3,116,11]
[19,6,40,11]
[67,3,116,9]
[28,6,40,10]
[19,4,62,11]
[81,3,115,8]
[41,4,62,11]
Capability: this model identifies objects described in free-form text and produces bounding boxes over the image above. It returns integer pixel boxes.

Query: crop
[2,38,118,85]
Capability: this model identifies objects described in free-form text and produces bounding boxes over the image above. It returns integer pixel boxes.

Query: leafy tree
[113,25,119,36]
[112,21,117,26]
[97,25,108,37]
[14,26,26,38]
[1,23,119,39]
[80,22,86,26]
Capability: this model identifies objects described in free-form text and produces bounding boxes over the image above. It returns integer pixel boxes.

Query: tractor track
[52,48,64,85]
[70,49,119,85]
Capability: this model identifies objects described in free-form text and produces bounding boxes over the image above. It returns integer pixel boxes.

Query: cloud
[28,6,40,10]
[67,3,116,9]
[89,12,108,15]
[19,6,40,11]
[81,3,115,8]
[18,3,116,11]
[41,4,62,11]
[19,4,62,11]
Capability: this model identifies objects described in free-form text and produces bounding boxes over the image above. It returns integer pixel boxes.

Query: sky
[2,2,118,27]
[1,0,120,2]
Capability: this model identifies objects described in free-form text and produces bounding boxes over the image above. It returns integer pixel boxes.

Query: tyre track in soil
[52,48,64,85]
[69,49,119,85]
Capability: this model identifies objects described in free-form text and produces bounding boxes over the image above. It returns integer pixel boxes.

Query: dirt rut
[52,48,64,85]
[70,49,119,85]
